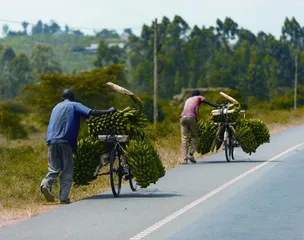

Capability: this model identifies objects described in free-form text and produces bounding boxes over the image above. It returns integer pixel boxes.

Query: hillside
[0,34,125,73]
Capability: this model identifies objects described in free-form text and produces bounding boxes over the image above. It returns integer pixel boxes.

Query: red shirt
[181,96,205,118]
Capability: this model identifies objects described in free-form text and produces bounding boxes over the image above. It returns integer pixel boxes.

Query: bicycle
[97,134,138,197]
[214,104,245,162]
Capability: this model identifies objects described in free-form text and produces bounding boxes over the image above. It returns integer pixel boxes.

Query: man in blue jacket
[40,89,116,204]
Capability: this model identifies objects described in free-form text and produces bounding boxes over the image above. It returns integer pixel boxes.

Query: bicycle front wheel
[110,147,122,197]
[230,136,235,160]
[224,130,232,162]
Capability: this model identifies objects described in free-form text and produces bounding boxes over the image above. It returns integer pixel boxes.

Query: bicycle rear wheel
[129,169,138,191]
[110,147,122,197]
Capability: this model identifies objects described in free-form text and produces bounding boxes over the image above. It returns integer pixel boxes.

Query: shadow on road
[196,159,282,164]
[85,192,183,200]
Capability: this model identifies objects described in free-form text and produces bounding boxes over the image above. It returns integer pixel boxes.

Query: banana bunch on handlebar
[211,104,241,123]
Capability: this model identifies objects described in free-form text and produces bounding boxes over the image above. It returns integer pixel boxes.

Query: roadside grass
[1,107,304,225]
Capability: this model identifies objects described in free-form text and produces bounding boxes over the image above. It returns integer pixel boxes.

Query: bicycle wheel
[110,147,122,197]
[129,169,138,192]
[224,130,232,162]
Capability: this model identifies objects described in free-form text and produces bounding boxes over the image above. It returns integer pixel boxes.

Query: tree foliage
[125,16,304,103]
[1,15,304,107]
[29,44,62,74]
[21,64,127,125]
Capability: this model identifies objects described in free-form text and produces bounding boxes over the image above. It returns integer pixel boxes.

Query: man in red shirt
[180,90,223,164]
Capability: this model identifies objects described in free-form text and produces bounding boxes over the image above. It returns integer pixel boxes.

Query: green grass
[0,144,46,207]
[245,107,304,124]
[0,134,110,209]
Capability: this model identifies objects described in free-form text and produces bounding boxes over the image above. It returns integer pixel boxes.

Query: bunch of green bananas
[196,120,219,155]
[234,124,258,155]
[73,137,106,186]
[123,139,165,188]
[87,106,147,140]
[244,119,270,146]
[233,118,269,155]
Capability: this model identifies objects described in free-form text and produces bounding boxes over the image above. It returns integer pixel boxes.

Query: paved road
[1,126,304,240]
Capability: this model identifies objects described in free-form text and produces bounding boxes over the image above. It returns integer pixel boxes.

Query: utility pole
[293,29,298,109]
[153,18,158,127]
[294,50,298,109]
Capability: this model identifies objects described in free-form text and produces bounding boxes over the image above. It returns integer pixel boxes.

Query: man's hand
[109,107,116,113]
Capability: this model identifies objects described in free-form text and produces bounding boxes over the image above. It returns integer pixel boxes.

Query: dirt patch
[0,204,59,228]
[268,119,304,135]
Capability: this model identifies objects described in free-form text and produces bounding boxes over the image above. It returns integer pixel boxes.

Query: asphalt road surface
[1,126,304,240]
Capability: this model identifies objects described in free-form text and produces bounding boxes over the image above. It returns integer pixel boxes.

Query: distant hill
[0,34,126,73]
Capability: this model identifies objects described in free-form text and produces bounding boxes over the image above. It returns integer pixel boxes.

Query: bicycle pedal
[123,174,133,181]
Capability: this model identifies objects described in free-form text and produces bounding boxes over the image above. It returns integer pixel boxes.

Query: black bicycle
[98,134,138,197]
[217,104,245,162]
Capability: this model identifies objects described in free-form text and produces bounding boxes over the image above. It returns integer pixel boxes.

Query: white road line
[129,143,304,240]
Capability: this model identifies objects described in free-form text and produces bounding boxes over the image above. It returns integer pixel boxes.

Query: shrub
[0,110,28,140]
[0,101,31,114]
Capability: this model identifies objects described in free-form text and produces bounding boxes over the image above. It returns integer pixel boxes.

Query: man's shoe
[60,199,71,204]
[188,154,197,163]
[41,186,55,202]
[182,159,188,164]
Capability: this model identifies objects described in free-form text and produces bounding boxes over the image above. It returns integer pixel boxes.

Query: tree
[0,48,16,100]
[123,28,133,35]
[72,30,84,36]
[94,41,126,68]
[31,20,43,34]
[10,54,35,97]
[43,24,51,34]
[2,24,9,37]
[216,17,238,46]
[235,28,257,48]
[49,20,61,34]
[233,41,251,93]
[65,25,70,34]
[245,48,269,100]
[29,44,62,74]
[21,65,126,125]
[282,17,303,46]
[2,47,16,64]
[95,29,120,39]
[22,21,29,35]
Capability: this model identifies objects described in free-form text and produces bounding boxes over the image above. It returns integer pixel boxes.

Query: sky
[1,0,303,38]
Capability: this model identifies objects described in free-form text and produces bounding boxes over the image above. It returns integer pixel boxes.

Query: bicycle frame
[98,134,137,197]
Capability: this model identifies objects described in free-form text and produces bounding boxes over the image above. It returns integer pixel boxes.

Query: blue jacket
[46,100,91,151]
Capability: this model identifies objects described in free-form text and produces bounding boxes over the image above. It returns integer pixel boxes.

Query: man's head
[192,90,200,97]
[62,89,75,101]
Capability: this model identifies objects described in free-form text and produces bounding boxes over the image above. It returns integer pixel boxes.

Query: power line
[0,18,143,31]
